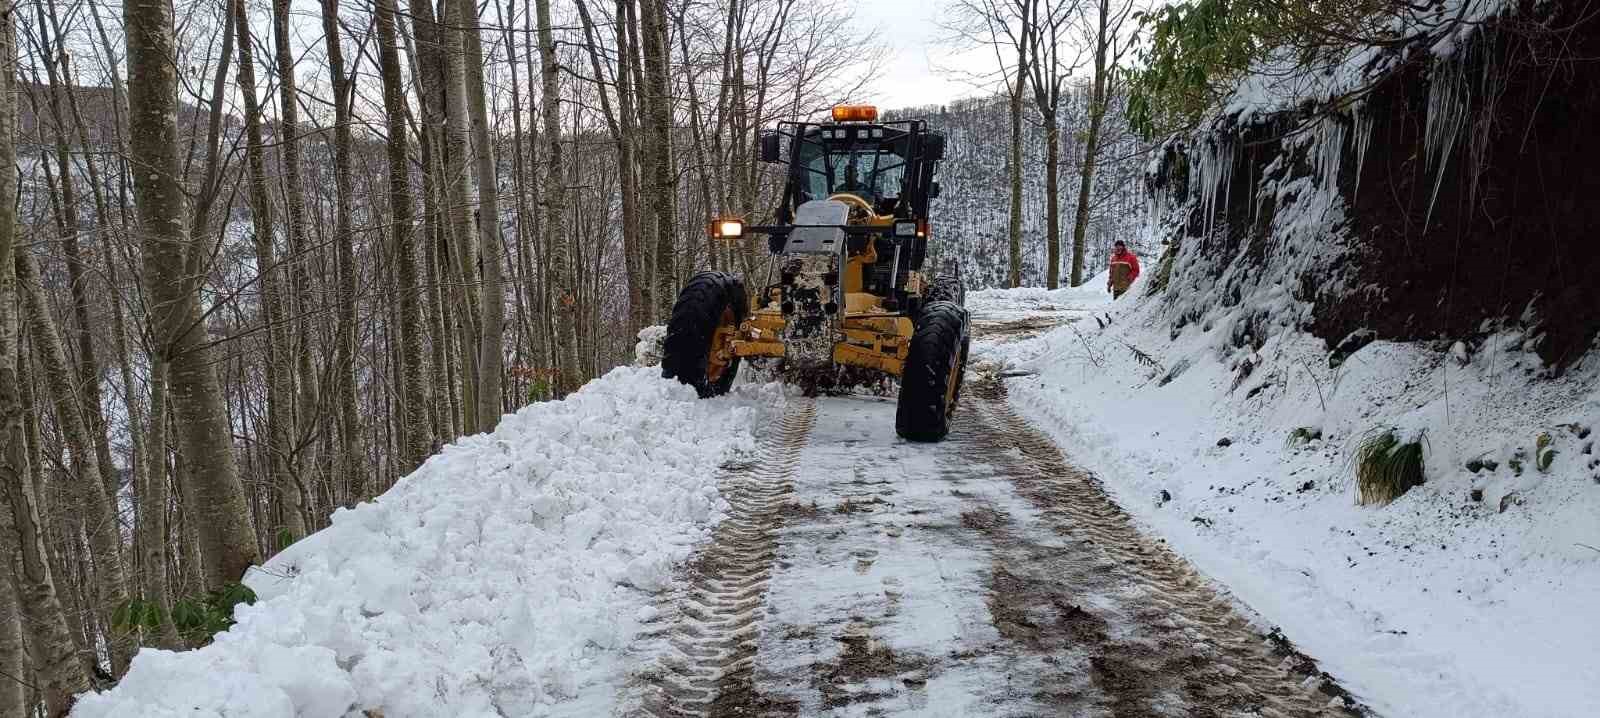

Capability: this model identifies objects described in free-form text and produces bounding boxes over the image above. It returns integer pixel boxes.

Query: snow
[73,367,786,718]
[738,396,1019,715]
[968,285,1600,718]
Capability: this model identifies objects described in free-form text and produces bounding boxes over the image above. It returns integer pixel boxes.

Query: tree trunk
[421,143,456,445]
[1044,114,1061,289]
[318,0,367,502]
[0,557,24,717]
[438,0,483,433]
[575,0,645,335]
[139,359,180,647]
[406,0,459,441]
[129,0,261,588]
[234,0,307,547]
[455,0,507,427]
[273,0,321,511]
[376,0,433,475]
[0,15,92,712]
[674,8,719,274]
[535,0,577,394]
[613,0,648,332]
[639,0,679,319]
[1007,40,1027,288]
[1071,0,1114,288]
[16,251,134,675]
[35,5,122,511]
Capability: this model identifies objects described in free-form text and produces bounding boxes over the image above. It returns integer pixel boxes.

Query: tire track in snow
[964,375,1366,717]
[630,398,816,718]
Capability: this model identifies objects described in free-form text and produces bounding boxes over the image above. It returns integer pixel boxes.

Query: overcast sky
[849,0,1001,110]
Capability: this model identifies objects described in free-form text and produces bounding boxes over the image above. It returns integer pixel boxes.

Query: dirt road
[625,368,1363,717]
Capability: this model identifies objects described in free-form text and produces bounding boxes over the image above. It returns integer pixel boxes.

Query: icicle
[1192,135,1236,240]
[1423,43,1471,227]
[1352,107,1375,201]
[1313,114,1348,217]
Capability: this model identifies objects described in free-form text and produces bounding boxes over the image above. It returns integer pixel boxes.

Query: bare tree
[234,0,308,545]
[273,0,321,503]
[1068,0,1134,286]
[318,0,367,502]
[940,0,1036,287]
[456,0,508,427]
[1027,0,1083,289]
[535,0,577,393]
[639,0,680,317]
[439,0,484,433]
[1,10,92,713]
[15,250,134,674]
[129,0,260,588]
[375,0,433,473]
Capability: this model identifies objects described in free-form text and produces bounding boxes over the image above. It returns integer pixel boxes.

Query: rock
[1217,437,1233,447]
[1158,489,1172,506]
[1469,488,1483,502]
[1296,480,1316,493]
[1498,491,1521,513]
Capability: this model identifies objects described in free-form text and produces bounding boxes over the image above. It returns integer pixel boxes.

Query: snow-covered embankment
[74,367,784,717]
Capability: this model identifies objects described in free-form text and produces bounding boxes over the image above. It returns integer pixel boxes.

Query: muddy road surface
[624,375,1363,717]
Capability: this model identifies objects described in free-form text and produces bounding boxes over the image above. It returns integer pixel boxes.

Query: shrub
[1536,432,1557,472]
[1355,429,1425,506]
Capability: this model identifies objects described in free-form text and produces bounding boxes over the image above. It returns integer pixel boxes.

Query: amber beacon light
[831,104,879,122]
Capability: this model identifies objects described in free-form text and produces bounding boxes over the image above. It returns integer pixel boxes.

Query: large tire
[896,301,969,442]
[662,271,747,398]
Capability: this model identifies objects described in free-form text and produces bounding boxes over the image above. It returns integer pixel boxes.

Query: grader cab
[662,104,967,441]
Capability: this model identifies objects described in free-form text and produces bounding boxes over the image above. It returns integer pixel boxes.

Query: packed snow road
[624,368,1360,716]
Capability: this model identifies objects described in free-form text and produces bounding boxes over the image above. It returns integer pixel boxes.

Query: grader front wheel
[662,271,748,398]
[895,301,969,442]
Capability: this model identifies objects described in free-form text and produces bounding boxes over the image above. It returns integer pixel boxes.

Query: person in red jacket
[1107,240,1141,298]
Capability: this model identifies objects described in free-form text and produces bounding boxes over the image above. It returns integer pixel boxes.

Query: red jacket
[1109,248,1140,282]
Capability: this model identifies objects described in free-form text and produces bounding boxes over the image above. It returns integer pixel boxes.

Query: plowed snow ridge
[73,368,787,717]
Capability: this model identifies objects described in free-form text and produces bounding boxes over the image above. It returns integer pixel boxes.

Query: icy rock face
[72,367,783,717]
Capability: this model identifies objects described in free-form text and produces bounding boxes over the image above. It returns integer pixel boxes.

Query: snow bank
[74,367,785,718]
[972,287,1600,718]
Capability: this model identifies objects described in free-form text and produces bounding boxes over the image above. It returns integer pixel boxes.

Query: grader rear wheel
[662,271,748,398]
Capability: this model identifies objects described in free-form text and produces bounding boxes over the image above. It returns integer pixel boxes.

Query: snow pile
[969,287,1600,718]
[74,367,785,718]
[633,324,667,366]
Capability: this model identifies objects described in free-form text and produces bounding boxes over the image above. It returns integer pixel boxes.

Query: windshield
[794,134,907,205]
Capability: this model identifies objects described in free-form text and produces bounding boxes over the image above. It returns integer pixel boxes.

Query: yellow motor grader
[662,104,968,441]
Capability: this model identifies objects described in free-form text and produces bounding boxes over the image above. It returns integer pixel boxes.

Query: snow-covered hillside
[970,280,1600,718]
[72,368,785,717]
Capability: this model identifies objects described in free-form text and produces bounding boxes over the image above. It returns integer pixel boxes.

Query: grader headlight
[711,218,744,240]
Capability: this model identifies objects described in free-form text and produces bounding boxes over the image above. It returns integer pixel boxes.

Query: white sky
[850,0,1002,109]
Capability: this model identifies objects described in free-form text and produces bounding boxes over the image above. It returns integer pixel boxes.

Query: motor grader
[661,104,968,442]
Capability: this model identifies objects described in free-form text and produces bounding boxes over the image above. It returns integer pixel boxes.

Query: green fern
[1355,429,1426,506]
[172,582,259,645]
